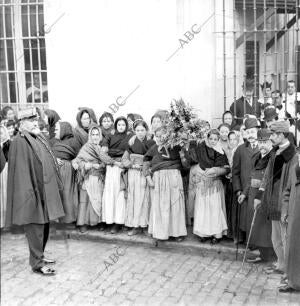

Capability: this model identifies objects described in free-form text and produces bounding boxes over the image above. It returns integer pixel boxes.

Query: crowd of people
[0,80,299,293]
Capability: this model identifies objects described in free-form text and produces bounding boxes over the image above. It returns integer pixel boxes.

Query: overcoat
[232,141,259,231]
[6,131,64,226]
[282,162,300,290]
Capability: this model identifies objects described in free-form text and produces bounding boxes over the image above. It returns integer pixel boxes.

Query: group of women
[1,106,243,244]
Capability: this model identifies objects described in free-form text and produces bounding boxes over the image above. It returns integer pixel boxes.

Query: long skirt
[102,165,126,224]
[148,169,187,240]
[0,164,8,228]
[187,164,200,226]
[77,175,103,226]
[125,168,150,228]
[59,160,78,223]
[193,166,227,238]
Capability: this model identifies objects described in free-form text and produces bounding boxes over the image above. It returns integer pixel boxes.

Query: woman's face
[219,126,230,141]
[208,134,219,147]
[91,128,101,144]
[135,124,147,140]
[7,125,15,138]
[117,120,126,133]
[102,117,113,130]
[0,126,7,141]
[223,113,233,126]
[155,130,164,146]
[151,117,162,132]
[6,109,15,121]
[54,122,61,139]
[81,112,91,128]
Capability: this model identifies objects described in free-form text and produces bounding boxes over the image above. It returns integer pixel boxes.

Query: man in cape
[6,108,64,275]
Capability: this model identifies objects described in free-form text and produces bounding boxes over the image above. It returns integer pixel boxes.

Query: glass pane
[25,72,33,103]
[0,6,4,38]
[6,39,14,71]
[8,72,16,103]
[29,5,37,37]
[41,71,48,102]
[0,40,6,71]
[21,4,29,37]
[31,45,39,70]
[0,73,8,103]
[40,38,46,69]
[4,5,12,38]
[23,39,31,70]
[38,4,44,36]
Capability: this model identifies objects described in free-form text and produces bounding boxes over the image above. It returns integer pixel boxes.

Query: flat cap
[257,128,271,141]
[269,120,290,133]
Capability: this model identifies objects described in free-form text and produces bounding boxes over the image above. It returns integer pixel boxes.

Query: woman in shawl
[122,120,155,235]
[102,116,133,234]
[0,125,9,228]
[218,123,231,152]
[74,107,97,147]
[127,113,143,132]
[143,126,188,242]
[73,126,114,233]
[99,112,114,140]
[190,129,229,244]
[44,109,61,140]
[52,121,81,223]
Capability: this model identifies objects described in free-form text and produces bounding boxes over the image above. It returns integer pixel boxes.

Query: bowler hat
[17,108,38,121]
[257,128,271,141]
[264,107,277,121]
[244,118,260,130]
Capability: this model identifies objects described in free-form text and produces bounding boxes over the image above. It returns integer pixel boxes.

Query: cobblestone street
[1,233,300,306]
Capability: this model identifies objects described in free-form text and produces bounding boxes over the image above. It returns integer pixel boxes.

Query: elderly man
[232,117,260,243]
[6,108,64,276]
[254,120,298,279]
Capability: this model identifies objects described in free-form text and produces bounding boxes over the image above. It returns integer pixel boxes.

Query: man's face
[272,93,282,107]
[21,118,40,135]
[265,88,272,98]
[246,127,258,143]
[287,82,295,95]
[245,89,253,101]
[7,125,15,137]
[258,139,272,155]
[270,132,284,146]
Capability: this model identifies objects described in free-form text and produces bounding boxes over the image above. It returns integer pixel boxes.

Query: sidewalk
[48,224,248,261]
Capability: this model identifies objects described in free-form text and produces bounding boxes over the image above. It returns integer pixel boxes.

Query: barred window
[0,0,48,110]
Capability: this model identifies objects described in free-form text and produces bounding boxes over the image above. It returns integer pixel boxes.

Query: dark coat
[257,143,297,221]
[244,151,273,247]
[0,147,6,173]
[232,141,259,231]
[6,131,64,226]
[282,163,300,290]
[230,96,262,125]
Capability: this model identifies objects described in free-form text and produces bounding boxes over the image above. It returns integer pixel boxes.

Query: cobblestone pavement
[1,233,300,306]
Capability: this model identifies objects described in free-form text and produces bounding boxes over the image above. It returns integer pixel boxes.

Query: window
[0,0,48,110]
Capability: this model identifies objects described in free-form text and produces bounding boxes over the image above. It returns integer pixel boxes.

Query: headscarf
[75,126,110,182]
[51,121,81,160]
[74,108,98,147]
[44,109,61,139]
[106,117,132,158]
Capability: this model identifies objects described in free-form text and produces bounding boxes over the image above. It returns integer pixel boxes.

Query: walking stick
[242,208,258,267]
[235,198,240,261]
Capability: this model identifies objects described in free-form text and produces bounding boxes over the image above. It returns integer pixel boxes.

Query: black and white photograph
[0,0,300,305]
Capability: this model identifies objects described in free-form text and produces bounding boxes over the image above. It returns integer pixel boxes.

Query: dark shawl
[128,137,156,155]
[143,144,182,173]
[74,108,98,147]
[44,109,61,139]
[191,141,229,170]
[51,122,81,160]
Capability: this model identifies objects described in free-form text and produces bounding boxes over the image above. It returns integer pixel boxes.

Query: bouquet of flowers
[160,98,209,151]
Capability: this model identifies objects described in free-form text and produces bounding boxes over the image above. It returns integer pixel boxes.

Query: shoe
[128,228,139,236]
[111,224,120,234]
[123,226,130,232]
[175,237,184,242]
[211,238,220,245]
[33,266,56,276]
[246,257,263,264]
[98,224,106,231]
[278,284,295,293]
[78,225,88,233]
[199,237,207,243]
[264,267,284,275]
[42,257,56,265]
